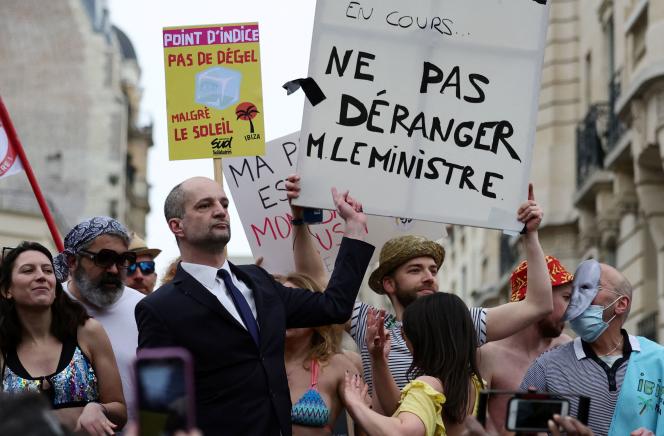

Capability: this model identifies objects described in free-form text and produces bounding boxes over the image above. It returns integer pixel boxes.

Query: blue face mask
[569,296,622,342]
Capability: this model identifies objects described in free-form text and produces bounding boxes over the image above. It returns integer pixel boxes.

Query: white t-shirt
[64,282,143,424]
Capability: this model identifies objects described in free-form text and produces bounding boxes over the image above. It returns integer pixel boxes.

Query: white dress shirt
[180,260,258,329]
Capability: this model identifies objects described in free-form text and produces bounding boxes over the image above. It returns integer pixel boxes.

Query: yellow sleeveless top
[393,376,483,436]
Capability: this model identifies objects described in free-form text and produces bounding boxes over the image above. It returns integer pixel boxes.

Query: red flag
[0,119,24,179]
[0,97,63,251]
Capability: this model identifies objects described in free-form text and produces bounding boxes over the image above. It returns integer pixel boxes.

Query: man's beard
[537,319,564,338]
[394,289,417,308]
[73,265,124,308]
[394,283,423,308]
[196,227,231,253]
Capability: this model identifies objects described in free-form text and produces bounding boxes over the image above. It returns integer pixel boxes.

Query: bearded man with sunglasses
[55,216,145,426]
[124,233,161,294]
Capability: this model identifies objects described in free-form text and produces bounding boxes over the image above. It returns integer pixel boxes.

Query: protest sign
[294,0,550,232]
[223,132,445,274]
[163,23,265,160]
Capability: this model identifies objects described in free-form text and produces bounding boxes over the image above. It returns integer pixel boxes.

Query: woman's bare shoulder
[331,350,361,370]
[415,375,443,393]
[323,350,362,381]
[78,318,106,337]
[77,318,110,353]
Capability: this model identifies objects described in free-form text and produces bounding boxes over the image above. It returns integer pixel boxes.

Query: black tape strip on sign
[282,77,327,106]
[532,0,547,4]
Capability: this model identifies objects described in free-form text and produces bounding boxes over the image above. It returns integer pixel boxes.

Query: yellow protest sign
[163,23,265,160]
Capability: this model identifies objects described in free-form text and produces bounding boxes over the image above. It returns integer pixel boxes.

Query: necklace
[599,338,623,357]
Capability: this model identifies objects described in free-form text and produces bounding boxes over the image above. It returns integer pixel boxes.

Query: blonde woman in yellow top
[343,294,484,436]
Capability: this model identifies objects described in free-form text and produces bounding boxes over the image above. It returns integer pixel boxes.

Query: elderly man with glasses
[520,260,664,436]
[123,233,161,295]
[54,216,145,425]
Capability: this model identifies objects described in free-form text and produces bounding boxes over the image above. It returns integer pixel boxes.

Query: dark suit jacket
[135,237,373,436]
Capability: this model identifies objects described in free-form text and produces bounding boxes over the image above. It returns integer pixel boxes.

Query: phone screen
[508,398,568,431]
[136,357,189,436]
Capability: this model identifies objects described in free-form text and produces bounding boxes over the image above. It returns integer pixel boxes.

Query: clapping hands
[366,308,391,361]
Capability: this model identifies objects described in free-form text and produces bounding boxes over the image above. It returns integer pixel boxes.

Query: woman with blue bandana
[0,242,126,435]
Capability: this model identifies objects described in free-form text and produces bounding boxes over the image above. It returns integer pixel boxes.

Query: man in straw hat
[349,185,553,401]
[286,180,555,400]
[123,232,162,294]
[478,255,574,431]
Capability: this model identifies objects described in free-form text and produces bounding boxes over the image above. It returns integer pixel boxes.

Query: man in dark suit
[135,176,373,436]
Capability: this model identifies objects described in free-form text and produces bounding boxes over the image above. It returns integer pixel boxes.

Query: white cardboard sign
[223,132,445,274]
[294,0,550,232]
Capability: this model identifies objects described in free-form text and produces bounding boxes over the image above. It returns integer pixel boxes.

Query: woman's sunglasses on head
[1,246,14,262]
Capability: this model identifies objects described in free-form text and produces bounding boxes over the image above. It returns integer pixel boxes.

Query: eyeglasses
[597,284,622,297]
[127,261,156,276]
[79,249,137,269]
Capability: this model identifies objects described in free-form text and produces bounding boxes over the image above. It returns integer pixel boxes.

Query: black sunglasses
[79,249,137,269]
[127,261,156,276]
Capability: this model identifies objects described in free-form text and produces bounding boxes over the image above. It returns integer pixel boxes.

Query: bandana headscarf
[510,255,574,302]
[54,216,129,282]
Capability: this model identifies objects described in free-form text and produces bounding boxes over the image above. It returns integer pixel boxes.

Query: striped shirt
[520,330,639,436]
[350,301,487,391]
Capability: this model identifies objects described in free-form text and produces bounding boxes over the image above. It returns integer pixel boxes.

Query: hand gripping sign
[223,132,446,274]
[292,0,550,232]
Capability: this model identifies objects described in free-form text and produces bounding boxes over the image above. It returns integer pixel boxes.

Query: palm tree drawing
[235,102,260,133]
[638,396,654,415]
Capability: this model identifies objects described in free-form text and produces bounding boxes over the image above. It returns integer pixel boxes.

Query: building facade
[0,0,151,244]
[441,0,664,340]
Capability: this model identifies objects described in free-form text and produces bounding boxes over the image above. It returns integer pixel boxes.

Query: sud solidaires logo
[211,101,260,156]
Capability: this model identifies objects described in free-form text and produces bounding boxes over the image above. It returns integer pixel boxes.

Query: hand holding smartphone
[134,348,196,436]
[506,397,570,432]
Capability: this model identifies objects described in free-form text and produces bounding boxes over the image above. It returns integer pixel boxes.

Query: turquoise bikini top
[291,359,331,429]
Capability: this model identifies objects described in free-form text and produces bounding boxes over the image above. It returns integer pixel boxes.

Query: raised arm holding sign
[222,132,445,275]
[293,0,550,232]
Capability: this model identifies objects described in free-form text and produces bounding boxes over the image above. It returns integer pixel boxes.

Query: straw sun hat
[368,235,445,294]
[128,233,162,258]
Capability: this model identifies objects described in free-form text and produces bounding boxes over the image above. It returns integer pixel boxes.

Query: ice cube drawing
[195,67,242,110]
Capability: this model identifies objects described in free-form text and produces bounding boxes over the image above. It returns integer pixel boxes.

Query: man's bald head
[164,177,219,221]
[599,263,632,320]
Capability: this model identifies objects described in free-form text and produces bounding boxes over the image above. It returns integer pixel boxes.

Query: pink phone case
[134,347,196,433]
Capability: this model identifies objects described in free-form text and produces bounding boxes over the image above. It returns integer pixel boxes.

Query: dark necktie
[217,269,260,346]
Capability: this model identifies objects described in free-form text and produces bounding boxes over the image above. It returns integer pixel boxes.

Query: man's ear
[382,276,396,296]
[615,295,630,316]
[66,253,77,270]
[168,218,184,238]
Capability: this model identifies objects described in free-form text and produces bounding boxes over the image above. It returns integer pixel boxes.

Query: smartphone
[505,397,570,432]
[303,208,323,224]
[134,348,196,436]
